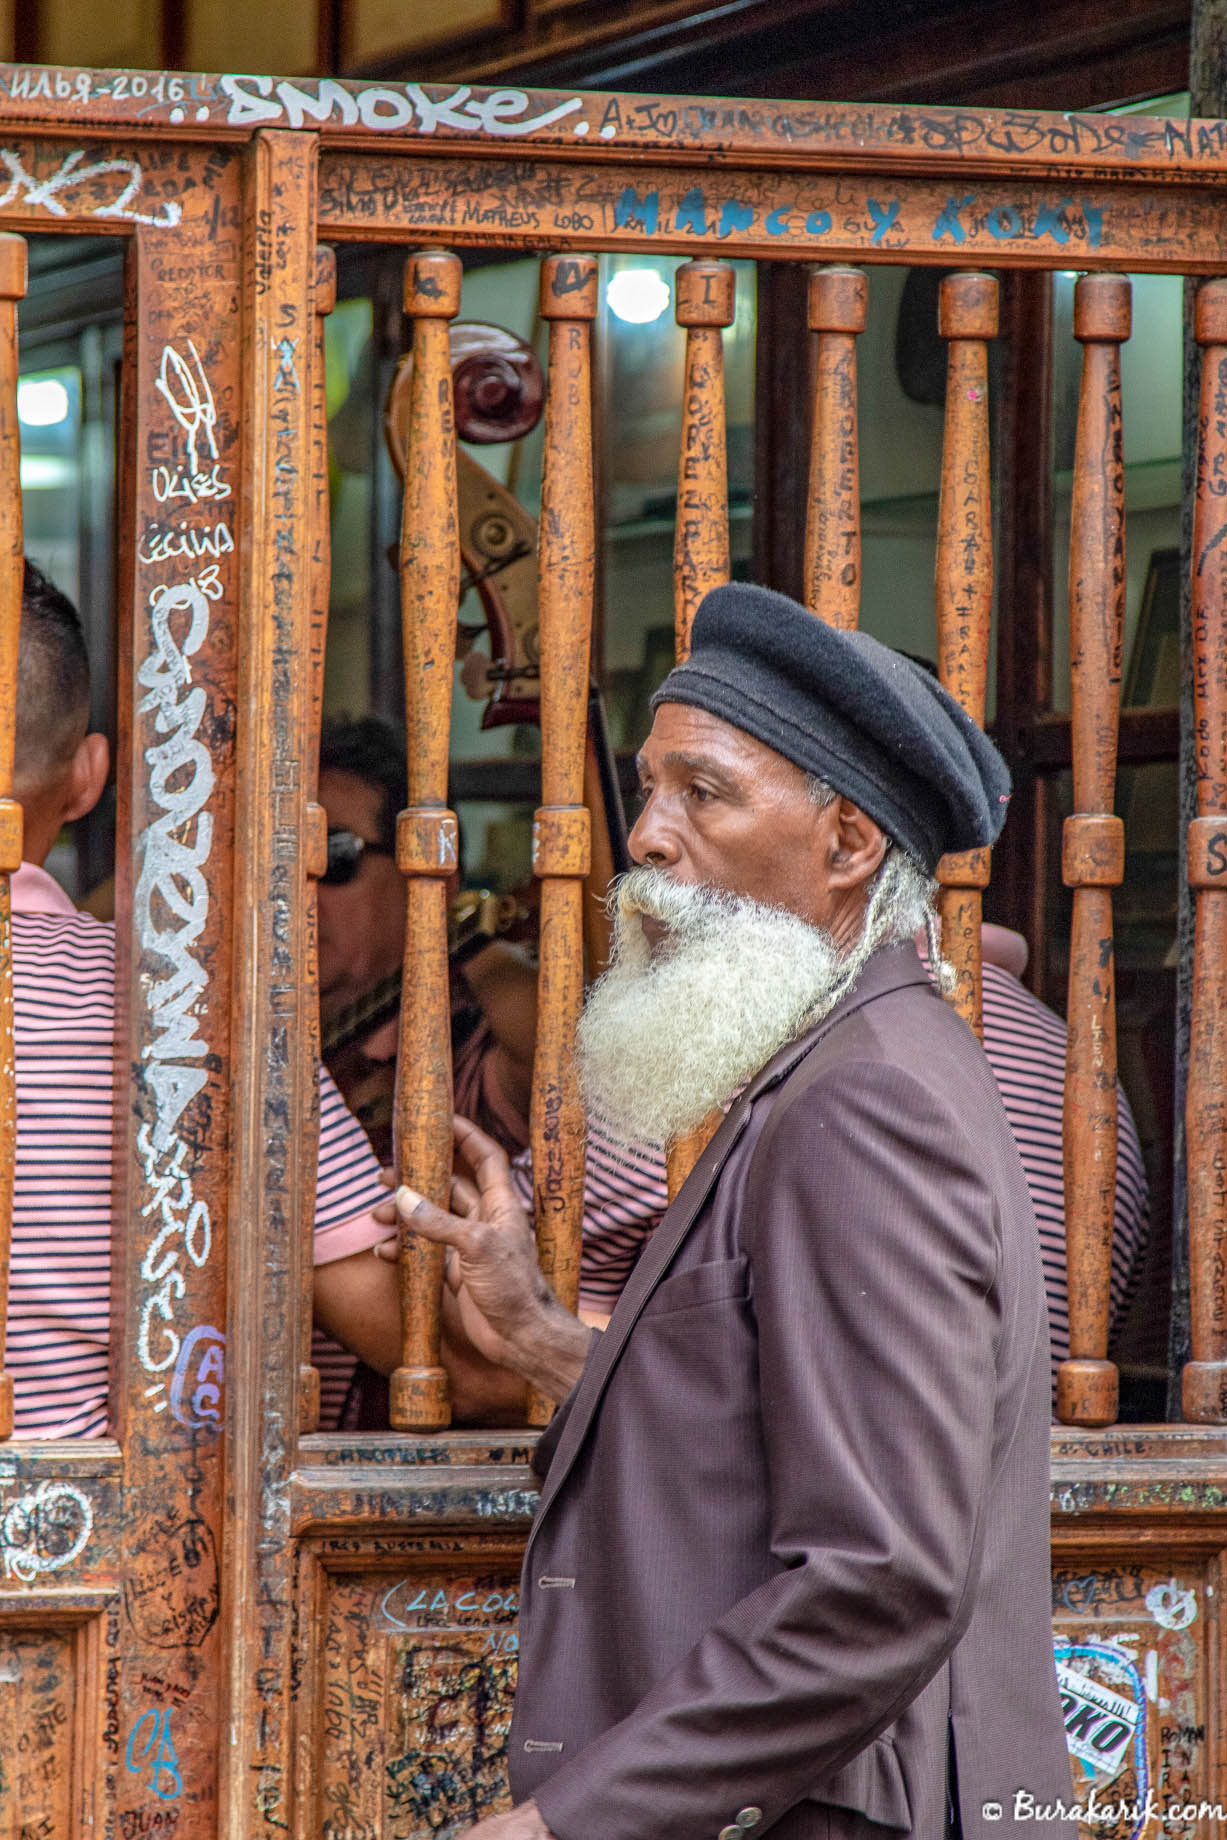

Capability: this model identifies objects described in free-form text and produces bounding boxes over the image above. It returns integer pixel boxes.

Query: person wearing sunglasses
[318,717,539,1169]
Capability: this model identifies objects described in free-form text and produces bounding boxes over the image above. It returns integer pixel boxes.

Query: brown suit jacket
[510,943,1074,1839]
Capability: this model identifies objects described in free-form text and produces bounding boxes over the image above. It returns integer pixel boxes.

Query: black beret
[651,582,1010,873]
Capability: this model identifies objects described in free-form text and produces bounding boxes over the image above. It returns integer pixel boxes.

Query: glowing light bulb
[18,378,70,427]
[606,269,672,325]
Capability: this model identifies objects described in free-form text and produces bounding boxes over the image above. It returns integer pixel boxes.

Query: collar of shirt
[12,860,79,917]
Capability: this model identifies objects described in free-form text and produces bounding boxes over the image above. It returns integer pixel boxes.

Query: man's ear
[61,731,109,824]
[827,798,888,890]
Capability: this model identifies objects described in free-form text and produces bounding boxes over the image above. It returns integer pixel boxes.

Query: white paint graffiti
[134,576,214,1152]
[155,341,219,477]
[1146,1578,1198,1631]
[135,341,225,1391]
[0,146,180,227]
[137,1125,212,1376]
[1,1482,93,1582]
[220,74,584,138]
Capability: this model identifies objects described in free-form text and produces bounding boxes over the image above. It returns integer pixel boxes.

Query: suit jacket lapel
[530,942,934,1531]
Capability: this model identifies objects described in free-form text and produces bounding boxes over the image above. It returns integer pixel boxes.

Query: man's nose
[627,794,680,867]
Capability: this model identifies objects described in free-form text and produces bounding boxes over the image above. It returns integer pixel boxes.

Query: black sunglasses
[322,828,394,887]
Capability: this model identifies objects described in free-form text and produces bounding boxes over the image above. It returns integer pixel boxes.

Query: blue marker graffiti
[169,1323,225,1429]
[126,1708,183,1801]
[614,186,659,235]
[935,193,1104,249]
[610,183,1103,251]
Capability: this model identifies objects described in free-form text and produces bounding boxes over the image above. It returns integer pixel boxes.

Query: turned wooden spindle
[0,234,25,1442]
[672,259,735,658]
[666,259,736,1200]
[1056,273,1130,1431]
[528,254,599,1424]
[935,272,998,1037]
[805,266,867,631]
[1184,278,1227,1424]
[298,244,335,1435]
[390,250,462,1433]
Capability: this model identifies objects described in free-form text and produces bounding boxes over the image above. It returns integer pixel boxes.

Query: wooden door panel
[298,1535,526,1839]
[1052,1552,1215,1835]
[0,1592,120,1839]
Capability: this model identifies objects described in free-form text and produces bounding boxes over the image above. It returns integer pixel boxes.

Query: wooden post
[298,244,335,1434]
[0,232,24,1441]
[805,265,867,632]
[672,259,735,657]
[529,253,598,1422]
[935,271,998,1036]
[1183,277,1227,1423]
[1055,273,1130,1431]
[390,249,462,1434]
[667,258,735,1200]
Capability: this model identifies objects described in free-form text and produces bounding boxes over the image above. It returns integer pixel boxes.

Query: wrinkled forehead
[639,699,812,791]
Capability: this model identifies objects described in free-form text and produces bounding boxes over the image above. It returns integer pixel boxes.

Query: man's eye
[688,782,714,803]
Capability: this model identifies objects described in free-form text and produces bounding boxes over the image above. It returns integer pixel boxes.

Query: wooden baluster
[805,266,867,631]
[1056,274,1130,1431]
[935,272,998,1036]
[299,245,335,1434]
[672,259,735,657]
[0,235,24,1441]
[529,254,598,1423]
[667,258,736,1200]
[1184,279,1227,1423]
[390,250,461,1433]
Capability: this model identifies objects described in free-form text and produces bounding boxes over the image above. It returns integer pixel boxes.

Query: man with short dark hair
[9,563,402,1434]
[393,584,1075,1839]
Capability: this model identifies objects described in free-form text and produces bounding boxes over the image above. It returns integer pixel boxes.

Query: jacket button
[718,1828,742,1840]
[737,1812,763,1830]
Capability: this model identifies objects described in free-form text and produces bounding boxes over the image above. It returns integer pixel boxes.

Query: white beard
[577,865,857,1150]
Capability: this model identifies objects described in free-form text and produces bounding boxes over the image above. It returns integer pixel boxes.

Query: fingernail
[397,1185,423,1212]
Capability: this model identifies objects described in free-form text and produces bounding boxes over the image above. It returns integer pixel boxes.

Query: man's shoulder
[747,949,1007,1160]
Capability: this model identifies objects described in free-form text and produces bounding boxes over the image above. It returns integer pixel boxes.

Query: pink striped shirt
[10,862,388,1437]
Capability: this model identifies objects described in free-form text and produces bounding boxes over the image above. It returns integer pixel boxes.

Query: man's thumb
[395,1185,455,1243]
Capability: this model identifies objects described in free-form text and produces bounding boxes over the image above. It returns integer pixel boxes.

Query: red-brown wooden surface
[528,253,597,1421]
[0,62,1222,1840]
[1184,278,1227,1426]
[934,271,998,1038]
[298,243,336,1437]
[391,249,462,1434]
[220,128,321,1837]
[665,257,735,1201]
[1056,274,1129,1431]
[805,265,866,633]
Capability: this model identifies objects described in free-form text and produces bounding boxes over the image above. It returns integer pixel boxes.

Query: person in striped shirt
[9,562,401,1437]
[506,922,1151,1387]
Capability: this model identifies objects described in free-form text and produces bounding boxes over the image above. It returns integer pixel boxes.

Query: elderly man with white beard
[389,583,1075,1840]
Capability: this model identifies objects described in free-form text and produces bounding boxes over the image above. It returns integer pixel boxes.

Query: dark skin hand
[373,1115,593,1406]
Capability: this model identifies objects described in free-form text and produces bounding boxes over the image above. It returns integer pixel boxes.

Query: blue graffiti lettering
[986,203,1023,240]
[126,1709,182,1801]
[674,186,709,235]
[934,193,976,244]
[614,186,659,234]
[1033,197,1072,244]
[765,204,795,235]
[718,199,755,237]
[805,209,833,236]
[867,197,901,243]
[169,1324,225,1429]
[1080,199,1104,249]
